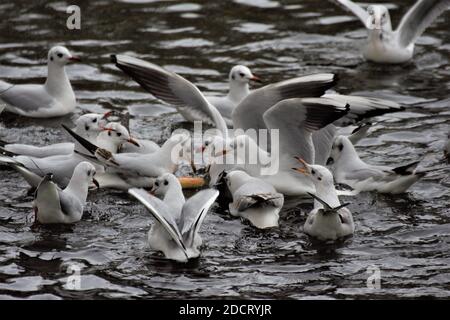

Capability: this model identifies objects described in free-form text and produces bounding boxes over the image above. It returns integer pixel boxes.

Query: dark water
[0,0,449,299]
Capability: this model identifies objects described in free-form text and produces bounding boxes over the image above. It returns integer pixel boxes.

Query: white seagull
[129,173,219,262]
[0,112,110,158]
[33,161,99,224]
[0,121,134,187]
[327,135,426,193]
[221,170,284,229]
[63,125,194,189]
[0,46,80,117]
[332,0,450,63]
[293,158,354,241]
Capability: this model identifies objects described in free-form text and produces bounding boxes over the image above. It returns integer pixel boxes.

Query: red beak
[250,75,262,83]
[69,56,81,62]
[102,111,113,119]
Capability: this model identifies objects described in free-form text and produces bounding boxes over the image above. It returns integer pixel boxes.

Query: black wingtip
[61,124,99,155]
[392,161,420,175]
[110,54,117,64]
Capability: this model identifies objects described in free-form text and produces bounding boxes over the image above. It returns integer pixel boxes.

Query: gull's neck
[227,81,250,104]
[45,62,73,97]
[336,144,366,172]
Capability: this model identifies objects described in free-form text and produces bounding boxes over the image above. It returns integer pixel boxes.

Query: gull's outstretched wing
[112,55,228,137]
[232,74,337,132]
[180,189,219,247]
[331,0,371,28]
[323,94,404,126]
[396,0,450,48]
[263,97,349,166]
[128,188,188,258]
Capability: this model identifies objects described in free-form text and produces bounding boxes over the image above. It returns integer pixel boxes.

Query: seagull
[331,0,450,63]
[33,161,99,224]
[128,173,219,262]
[0,46,80,117]
[221,170,284,229]
[112,55,261,128]
[326,135,426,193]
[0,121,134,187]
[63,125,195,189]
[0,112,110,158]
[293,158,354,241]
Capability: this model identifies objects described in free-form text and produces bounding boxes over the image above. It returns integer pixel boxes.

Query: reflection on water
[0,0,449,299]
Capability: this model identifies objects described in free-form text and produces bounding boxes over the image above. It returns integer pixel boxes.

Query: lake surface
[0,0,449,299]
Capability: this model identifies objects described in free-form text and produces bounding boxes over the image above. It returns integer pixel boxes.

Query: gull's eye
[87,170,91,176]
[164,180,168,186]
[92,118,97,123]
[311,169,316,175]
[57,53,63,58]
[116,132,122,137]
[318,177,322,181]
[338,144,344,152]
[85,125,90,131]
[205,141,210,146]
[239,72,245,77]
[108,131,111,136]
[155,181,159,187]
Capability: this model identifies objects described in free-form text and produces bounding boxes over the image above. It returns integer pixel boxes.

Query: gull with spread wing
[331,0,450,63]
[129,173,218,262]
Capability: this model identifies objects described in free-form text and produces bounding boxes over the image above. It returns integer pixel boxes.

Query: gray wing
[232,73,337,132]
[234,180,284,211]
[0,84,55,112]
[331,0,371,28]
[112,55,228,137]
[128,188,188,256]
[34,175,63,212]
[396,0,450,47]
[344,167,387,181]
[323,94,404,126]
[263,97,349,166]
[59,190,83,217]
[180,189,219,247]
